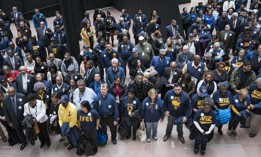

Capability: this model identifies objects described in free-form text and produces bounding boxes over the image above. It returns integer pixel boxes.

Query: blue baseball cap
[199,85,209,98]
[132,47,138,53]
[60,95,69,103]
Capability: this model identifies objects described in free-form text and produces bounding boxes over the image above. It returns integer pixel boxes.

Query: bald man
[176,45,194,69]
[182,55,207,84]
[3,87,27,150]
[16,66,34,95]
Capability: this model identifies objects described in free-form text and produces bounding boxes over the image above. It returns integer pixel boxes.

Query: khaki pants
[246,111,261,135]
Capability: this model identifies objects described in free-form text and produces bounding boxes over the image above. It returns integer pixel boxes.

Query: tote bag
[136,122,146,143]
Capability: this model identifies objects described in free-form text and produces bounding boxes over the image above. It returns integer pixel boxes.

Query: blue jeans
[67,126,81,147]
[165,115,183,137]
[145,122,158,139]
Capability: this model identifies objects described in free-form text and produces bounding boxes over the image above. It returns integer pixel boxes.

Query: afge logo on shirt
[200,116,212,124]
[219,98,230,107]
[251,90,261,99]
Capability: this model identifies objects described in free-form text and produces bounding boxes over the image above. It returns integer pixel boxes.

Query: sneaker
[154,136,158,141]
[232,130,237,136]
[194,149,199,154]
[200,151,205,155]
[146,138,151,142]
[227,130,233,136]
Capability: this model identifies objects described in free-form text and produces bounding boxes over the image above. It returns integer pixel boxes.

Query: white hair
[111,58,119,64]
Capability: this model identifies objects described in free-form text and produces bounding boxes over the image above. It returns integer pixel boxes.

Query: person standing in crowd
[150,49,171,77]
[121,88,141,140]
[176,45,194,69]
[213,62,228,84]
[135,36,154,68]
[93,83,119,145]
[58,95,80,150]
[163,83,191,143]
[10,6,22,29]
[78,101,100,154]
[48,92,60,134]
[106,58,125,88]
[73,79,97,110]
[0,90,8,143]
[52,75,70,97]
[104,11,117,47]
[246,78,261,137]
[15,66,34,95]
[141,88,164,142]
[80,23,95,49]
[3,87,27,150]
[197,71,217,97]
[53,12,64,30]
[230,59,256,94]
[61,53,79,78]
[23,93,51,148]
[193,97,216,155]
[212,81,233,135]
[228,88,250,136]
[182,55,207,85]
[32,8,47,30]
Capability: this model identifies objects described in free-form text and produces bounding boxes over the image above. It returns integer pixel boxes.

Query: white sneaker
[154,136,158,141]
[146,138,151,142]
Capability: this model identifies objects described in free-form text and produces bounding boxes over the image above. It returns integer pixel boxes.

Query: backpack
[76,135,95,156]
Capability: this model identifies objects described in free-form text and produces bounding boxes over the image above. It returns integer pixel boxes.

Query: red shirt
[4,70,19,83]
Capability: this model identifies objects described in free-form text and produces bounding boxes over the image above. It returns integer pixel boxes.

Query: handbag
[136,122,146,143]
[118,120,130,137]
[97,126,107,146]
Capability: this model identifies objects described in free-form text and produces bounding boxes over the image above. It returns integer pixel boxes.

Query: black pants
[194,133,208,151]
[0,120,21,144]
[14,122,26,144]
[38,121,51,145]
[84,130,98,152]
[228,115,241,130]
[100,115,117,140]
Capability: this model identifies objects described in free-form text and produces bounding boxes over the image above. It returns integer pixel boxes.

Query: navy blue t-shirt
[78,109,100,132]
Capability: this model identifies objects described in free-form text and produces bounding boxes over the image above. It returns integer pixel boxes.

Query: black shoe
[67,145,74,150]
[20,142,27,151]
[126,134,131,139]
[111,139,117,145]
[200,151,205,155]
[240,125,250,128]
[46,141,51,147]
[178,136,185,144]
[30,140,35,145]
[194,149,199,154]
[163,135,169,142]
[40,142,45,148]
[133,135,136,141]
[218,129,223,135]
[249,133,256,138]
[9,141,17,146]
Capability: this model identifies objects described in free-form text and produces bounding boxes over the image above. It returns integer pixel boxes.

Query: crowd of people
[0,0,261,156]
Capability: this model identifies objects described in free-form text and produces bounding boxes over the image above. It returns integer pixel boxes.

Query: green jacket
[230,67,256,91]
